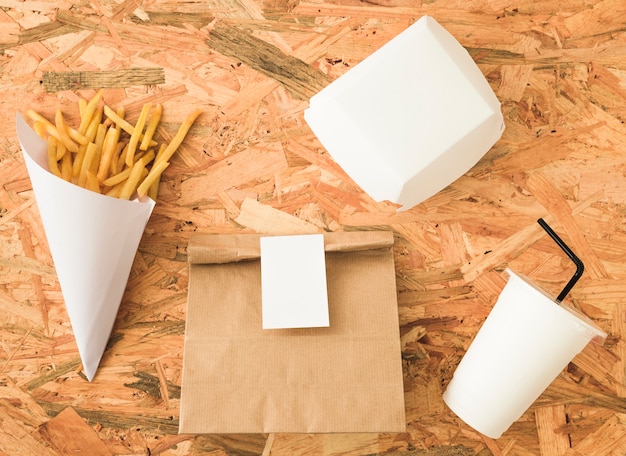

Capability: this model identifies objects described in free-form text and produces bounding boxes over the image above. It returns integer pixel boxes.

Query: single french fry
[78,98,87,118]
[90,148,102,176]
[102,105,125,127]
[103,167,132,187]
[109,142,128,174]
[103,105,132,131]
[54,108,80,153]
[47,136,62,178]
[83,107,103,144]
[88,124,105,176]
[153,143,166,163]
[78,143,98,188]
[60,152,73,182]
[139,103,162,151]
[114,144,129,175]
[137,160,169,197]
[126,102,152,167]
[154,109,202,166]
[103,105,158,148]
[67,126,89,146]
[95,123,107,150]
[147,177,160,201]
[72,144,87,178]
[96,126,121,181]
[33,121,47,138]
[55,140,67,161]
[78,89,103,134]
[146,143,167,199]
[85,171,101,193]
[119,159,148,200]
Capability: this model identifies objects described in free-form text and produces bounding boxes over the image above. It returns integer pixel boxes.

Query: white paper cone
[17,114,155,381]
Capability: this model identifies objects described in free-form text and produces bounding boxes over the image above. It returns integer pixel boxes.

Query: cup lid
[505,269,607,345]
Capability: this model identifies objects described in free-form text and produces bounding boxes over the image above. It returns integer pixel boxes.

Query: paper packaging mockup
[443,269,607,439]
[304,15,504,211]
[17,114,155,381]
[179,231,406,433]
[260,234,329,329]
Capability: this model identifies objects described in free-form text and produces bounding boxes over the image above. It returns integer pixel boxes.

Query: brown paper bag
[179,231,406,433]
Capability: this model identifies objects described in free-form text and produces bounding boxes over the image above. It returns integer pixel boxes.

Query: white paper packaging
[17,113,155,381]
[180,231,406,433]
[443,269,607,438]
[304,15,505,210]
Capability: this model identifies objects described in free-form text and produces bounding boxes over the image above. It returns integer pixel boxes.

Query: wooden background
[1,0,625,455]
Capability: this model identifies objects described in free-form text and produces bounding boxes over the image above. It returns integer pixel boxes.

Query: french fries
[26,92,200,201]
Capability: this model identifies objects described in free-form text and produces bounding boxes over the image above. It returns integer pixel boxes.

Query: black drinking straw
[537,218,585,303]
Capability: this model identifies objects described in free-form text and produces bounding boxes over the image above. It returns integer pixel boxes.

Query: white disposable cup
[443,269,606,439]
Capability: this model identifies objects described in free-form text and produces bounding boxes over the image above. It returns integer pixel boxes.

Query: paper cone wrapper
[17,114,155,381]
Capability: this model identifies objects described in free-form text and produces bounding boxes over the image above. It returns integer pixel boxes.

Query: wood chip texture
[1,0,625,455]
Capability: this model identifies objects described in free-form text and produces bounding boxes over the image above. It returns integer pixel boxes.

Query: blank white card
[260,234,330,329]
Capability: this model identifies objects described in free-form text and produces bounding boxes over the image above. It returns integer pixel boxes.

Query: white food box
[304,15,505,210]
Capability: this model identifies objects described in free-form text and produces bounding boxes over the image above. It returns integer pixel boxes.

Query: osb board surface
[1,0,625,455]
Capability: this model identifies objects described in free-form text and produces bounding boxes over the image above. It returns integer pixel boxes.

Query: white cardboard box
[304,16,504,210]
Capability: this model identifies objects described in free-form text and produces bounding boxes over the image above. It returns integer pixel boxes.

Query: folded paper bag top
[304,15,505,211]
[16,114,155,381]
